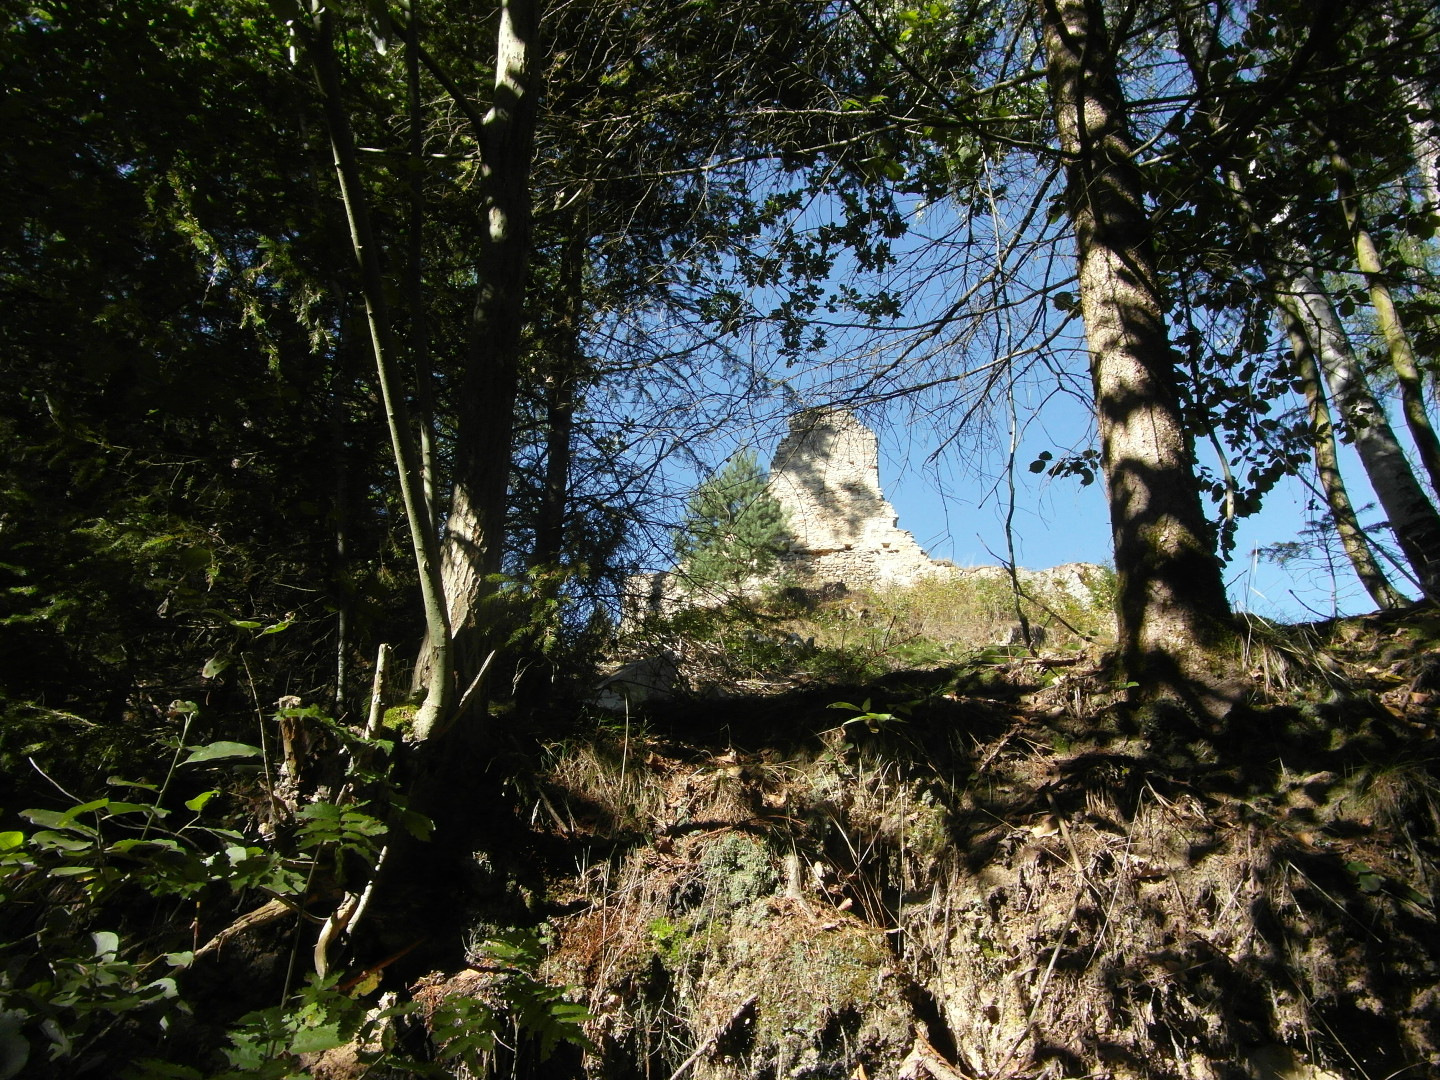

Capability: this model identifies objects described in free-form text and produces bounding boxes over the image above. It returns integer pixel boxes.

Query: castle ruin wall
[764,409,945,590]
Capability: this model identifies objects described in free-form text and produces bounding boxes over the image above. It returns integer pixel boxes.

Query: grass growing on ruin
[616,565,1117,695]
[849,564,1117,652]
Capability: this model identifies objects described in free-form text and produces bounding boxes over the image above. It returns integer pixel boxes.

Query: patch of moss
[382,704,419,735]
[697,833,778,908]
[648,915,711,968]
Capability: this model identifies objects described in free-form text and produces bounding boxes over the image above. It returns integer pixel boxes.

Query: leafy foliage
[0,697,588,1078]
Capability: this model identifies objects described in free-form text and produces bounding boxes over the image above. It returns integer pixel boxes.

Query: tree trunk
[306,7,453,736]
[406,1,437,527]
[531,224,584,569]
[1211,159,1413,610]
[1322,129,1440,497]
[1398,76,1440,214]
[1383,3,1440,214]
[1280,271,1440,599]
[1039,0,1232,704]
[1281,304,1409,610]
[414,0,542,733]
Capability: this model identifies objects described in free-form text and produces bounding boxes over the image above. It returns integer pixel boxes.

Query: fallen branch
[666,994,758,1080]
[196,897,303,958]
[899,1027,974,1079]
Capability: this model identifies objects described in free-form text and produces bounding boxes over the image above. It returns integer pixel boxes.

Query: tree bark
[531,224,584,568]
[1212,165,1411,611]
[1039,0,1232,704]
[1280,270,1440,599]
[1382,2,1440,215]
[307,7,453,736]
[414,0,542,733]
[1322,129,1440,497]
[1281,304,1409,610]
[406,1,437,528]
[1398,76,1440,214]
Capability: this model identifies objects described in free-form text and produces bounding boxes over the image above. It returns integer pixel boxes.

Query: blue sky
[599,138,1424,626]
[871,408,1404,624]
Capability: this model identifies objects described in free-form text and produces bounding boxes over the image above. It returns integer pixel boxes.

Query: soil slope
[502,610,1440,1079]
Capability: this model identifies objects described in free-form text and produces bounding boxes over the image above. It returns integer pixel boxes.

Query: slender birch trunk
[1398,78,1440,215]
[406,2,437,527]
[413,0,542,730]
[1039,0,1232,703]
[1322,130,1440,497]
[1212,166,1411,610]
[1280,306,1409,609]
[1280,270,1440,599]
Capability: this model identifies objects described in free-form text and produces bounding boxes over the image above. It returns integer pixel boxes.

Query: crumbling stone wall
[624,408,1106,623]
[766,409,944,591]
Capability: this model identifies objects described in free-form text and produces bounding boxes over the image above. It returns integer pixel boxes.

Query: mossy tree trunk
[1322,127,1440,498]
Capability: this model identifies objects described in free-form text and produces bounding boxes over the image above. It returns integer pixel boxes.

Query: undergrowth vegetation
[616,564,1117,697]
[5,589,1438,1079]
[0,697,590,1079]
[531,607,1440,1079]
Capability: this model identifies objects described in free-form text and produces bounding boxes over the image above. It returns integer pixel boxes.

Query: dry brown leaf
[1030,813,1060,837]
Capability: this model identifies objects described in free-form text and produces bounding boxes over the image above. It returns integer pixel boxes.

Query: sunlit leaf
[182,741,263,765]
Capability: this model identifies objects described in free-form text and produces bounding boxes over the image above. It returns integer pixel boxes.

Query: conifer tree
[675,451,790,592]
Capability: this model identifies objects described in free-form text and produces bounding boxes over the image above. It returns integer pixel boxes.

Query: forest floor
[397,604,1440,1080]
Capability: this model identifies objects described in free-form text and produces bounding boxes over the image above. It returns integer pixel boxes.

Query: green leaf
[93,931,121,960]
[0,831,22,850]
[21,809,98,836]
[33,830,95,852]
[127,1060,202,1079]
[200,656,232,680]
[0,1009,29,1080]
[398,807,433,841]
[182,741,263,765]
[62,798,111,821]
[104,801,161,817]
[106,777,159,791]
[184,790,220,812]
[289,1023,346,1054]
[108,837,182,855]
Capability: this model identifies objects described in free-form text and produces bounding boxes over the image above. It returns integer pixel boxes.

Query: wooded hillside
[1,1,1438,1076]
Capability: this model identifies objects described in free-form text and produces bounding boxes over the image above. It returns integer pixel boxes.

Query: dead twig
[666,994,758,1080]
[196,897,312,958]
[899,1026,975,1079]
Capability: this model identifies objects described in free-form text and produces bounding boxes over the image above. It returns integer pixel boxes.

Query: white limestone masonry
[765,408,942,590]
[623,407,1106,621]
